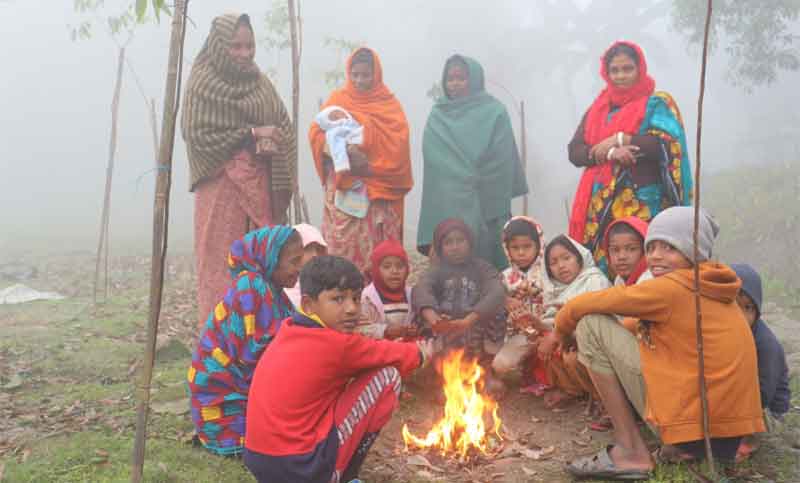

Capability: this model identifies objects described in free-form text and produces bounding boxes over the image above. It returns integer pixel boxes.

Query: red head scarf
[569,41,655,243]
[369,239,409,302]
[308,47,413,201]
[602,216,649,285]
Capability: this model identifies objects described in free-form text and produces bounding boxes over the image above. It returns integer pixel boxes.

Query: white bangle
[616,132,624,147]
[607,147,617,161]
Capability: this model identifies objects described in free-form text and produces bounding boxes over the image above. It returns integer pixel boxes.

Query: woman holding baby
[309,47,413,276]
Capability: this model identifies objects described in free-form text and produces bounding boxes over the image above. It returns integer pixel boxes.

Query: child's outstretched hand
[384,324,406,340]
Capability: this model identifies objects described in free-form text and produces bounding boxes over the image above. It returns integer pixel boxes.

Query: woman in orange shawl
[309,48,413,275]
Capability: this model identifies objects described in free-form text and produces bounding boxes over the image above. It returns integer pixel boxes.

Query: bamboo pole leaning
[131,1,189,481]
[93,46,125,305]
[693,0,715,478]
[287,0,303,224]
[520,100,528,216]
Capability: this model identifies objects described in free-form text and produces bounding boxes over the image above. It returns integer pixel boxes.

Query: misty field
[1,162,799,482]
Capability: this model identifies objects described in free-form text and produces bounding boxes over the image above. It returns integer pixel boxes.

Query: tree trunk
[130,1,188,481]
[93,46,125,305]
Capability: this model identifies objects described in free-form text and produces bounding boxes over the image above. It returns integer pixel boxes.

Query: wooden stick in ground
[520,100,528,217]
[287,0,302,223]
[93,46,125,305]
[149,98,160,163]
[693,0,715,477]
[130,1,188,481]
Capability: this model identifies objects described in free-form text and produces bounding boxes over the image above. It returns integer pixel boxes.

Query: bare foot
[609,444,655,472]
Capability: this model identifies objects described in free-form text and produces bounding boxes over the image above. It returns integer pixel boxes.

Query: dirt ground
[0,251,798,482]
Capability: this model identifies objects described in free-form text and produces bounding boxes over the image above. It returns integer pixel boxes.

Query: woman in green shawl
[417,55,528,270]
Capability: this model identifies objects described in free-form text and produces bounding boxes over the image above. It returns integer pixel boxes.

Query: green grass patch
[1,431,253,482]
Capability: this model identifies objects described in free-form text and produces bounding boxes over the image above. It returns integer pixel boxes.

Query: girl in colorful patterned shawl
[187,225,303,456]
[568,40,692,274]
[492,216,548,389]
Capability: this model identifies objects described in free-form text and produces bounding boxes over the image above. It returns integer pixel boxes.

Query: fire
[402,350,502,460]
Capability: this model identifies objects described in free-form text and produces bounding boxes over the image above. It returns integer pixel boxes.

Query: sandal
[567,445,652,481]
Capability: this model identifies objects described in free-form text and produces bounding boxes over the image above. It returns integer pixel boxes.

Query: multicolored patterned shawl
[187,224,296,455]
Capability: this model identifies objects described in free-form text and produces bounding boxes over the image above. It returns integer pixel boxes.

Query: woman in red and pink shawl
[567,40,692,274]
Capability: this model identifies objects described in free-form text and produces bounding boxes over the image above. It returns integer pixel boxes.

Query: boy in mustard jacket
[548,207,764,480]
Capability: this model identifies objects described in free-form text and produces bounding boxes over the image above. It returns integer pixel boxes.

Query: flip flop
[566,445,652,481]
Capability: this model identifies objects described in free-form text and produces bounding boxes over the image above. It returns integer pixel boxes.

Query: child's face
[271,238,304,289]
[441,230,470,265]
[301,288,362,334]
[608,232,644,279]
[301,243,327,268]
[506,235,539,270]
[378,256,408,291]
[547,245,581,285]
[736,292,758,326]
[645,240,692,277]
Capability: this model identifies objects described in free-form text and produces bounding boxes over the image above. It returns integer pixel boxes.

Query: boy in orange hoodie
[548,207,764,480]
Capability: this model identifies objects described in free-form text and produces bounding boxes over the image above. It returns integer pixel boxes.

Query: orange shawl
[309,48,413,201]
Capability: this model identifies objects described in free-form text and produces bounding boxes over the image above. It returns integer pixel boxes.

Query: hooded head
[542,235,610,305]
[228,225,302,289]
[731,263,763,321]
[433,218,474,265]
[195,13,260,82]
[604,216,649,285]
[442,54,486,99]
[369,239,409,302]
[293,223,328,266]
[645,207,719,263]
[600,40,655,107]
[502,216,544,272]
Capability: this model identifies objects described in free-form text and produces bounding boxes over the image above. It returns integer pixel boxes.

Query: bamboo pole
[287,0,302,224]
[93,46,125,305]
[693,0,715,477]
[130,1,188,481]
[149,98,160,163]
[520,100,528,216]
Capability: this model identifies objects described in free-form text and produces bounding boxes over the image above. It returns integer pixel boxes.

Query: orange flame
[402,350,502,460]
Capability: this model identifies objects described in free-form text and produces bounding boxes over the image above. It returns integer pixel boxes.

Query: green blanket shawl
[417,55,528,268]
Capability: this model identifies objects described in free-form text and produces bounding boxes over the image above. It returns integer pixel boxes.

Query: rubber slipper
[567,445,652,481]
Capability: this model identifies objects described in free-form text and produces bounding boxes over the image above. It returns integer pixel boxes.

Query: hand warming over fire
[431,312,478,335]
[537,331,561,361]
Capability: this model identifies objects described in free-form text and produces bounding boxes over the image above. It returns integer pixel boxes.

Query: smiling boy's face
[301,287,362,334]
[645,240,692,277]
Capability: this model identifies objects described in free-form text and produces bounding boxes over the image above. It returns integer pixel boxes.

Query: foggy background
[2,0,798,258]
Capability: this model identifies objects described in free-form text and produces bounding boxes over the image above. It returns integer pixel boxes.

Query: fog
[2,0,798,258]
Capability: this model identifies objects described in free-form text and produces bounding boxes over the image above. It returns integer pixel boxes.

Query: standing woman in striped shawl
[182,13,296,328]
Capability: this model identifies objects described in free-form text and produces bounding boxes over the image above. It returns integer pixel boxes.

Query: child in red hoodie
[244,255,434,483]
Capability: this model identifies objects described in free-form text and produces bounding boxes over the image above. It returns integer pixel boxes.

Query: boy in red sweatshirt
[244,255,434,483]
